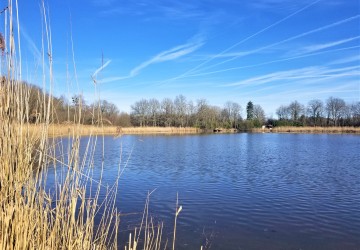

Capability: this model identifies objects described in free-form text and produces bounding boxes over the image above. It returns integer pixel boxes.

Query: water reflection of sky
[46,134,360,249]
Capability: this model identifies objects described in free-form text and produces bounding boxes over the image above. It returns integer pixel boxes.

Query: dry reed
[0,2,190,249]
[252,126,360,134]
[0,2,120,249]
[28,124,200,138]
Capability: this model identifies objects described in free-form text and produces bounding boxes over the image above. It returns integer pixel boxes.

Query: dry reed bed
[29,124,200,137]
[1,2,116,249]
[29,125,360,138]
[121,126,200,134]
[1,1,187,249]
[252,126,360,134]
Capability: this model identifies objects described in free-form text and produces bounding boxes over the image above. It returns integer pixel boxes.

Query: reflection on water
[48,133,360,249]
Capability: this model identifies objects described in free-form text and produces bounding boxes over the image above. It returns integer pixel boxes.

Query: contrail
[158,0,323,84]
[196,15,360,73]
[97,35,204,84]
[299,36,360,54]
[129,39,203,77]
[92,60,111,79]
[184,45,360,78]
[223,65,360,87]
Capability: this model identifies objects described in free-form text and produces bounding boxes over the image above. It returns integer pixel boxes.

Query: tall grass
[252,126,360,134]
[0,1,121,249]
[27,124,200,138]
[0,2,192,249]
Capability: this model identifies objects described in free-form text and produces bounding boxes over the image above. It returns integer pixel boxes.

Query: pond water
[49,133,360,249]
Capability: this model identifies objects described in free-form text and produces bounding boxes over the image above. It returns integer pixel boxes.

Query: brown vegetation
[28,124,200,137]
[252,126,360,134]
[0,4,121,248]
[30,124,360,138]
[0,1,357,249]
[0,2,189,249]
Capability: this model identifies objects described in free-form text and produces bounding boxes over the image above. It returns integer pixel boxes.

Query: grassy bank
[251,126,360,134]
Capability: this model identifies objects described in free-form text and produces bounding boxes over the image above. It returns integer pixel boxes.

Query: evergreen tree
[246,101,254,120]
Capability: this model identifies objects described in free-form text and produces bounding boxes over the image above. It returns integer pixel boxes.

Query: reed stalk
[0,2,195,249]
[0,1,120,249]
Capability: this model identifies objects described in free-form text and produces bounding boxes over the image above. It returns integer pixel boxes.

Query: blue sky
[15,0,360,116]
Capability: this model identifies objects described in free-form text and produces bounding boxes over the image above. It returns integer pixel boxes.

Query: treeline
[129,96,360,129]
[19,81,360,128]
[19,82,131,126]
[274,98,360,127]
[130,95,248,129]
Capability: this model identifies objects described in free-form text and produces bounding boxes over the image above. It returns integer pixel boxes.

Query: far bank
[27,124,360,138]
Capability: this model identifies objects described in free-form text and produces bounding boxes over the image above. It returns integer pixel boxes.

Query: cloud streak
[290,36,360,56]
[185,45,360,78]
[329,55,360,65]
[92,60,111,79]
[21,28,41,60]
[130,41,203,76]
[158,0,323,84]
[194,15,360,74]
[222,65,360,87]
[99,35,204,83]
[98,1,206,21]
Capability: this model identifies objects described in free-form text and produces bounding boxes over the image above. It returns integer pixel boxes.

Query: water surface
[50,133,360,249]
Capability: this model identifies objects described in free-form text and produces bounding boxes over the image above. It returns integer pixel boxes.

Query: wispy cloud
[222,65,360,87]
[223,67,319,87]
[161,11,359,83]
[155,2,205,20]
[290,36,360,56]
[183,45,360,78]
[92,60,111,79]
[329,55,360,65]
[254,82,357,109]
[98,1,206,20]
[21,28,41,60]
[21,26,52,82]
[130,39,204,76]
[250,0,312,11]
[99,35,205,84]
[249,0,339,11]
[192,15,360,75]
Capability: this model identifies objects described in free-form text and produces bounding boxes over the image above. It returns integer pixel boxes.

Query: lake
[49,133,360,249]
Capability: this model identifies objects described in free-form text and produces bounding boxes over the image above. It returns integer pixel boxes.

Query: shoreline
[28,124,360,137]
[40,125,201,137]
[250,126,360,134]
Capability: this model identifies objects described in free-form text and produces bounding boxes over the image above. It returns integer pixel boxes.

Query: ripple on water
[49,134,360,249]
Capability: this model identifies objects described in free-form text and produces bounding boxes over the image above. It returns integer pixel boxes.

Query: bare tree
[350,101,360,126]
[307,99,324,126]
[92,100,120,125]
[174,95,187,127]
[253,104,266,125]
[341,104,353,126]
[288,100,304,121]
[224,101,242,128]
[148,98,160,126]
[231,102,242,128]
[276,105,290,120]
[326,97,346,126]
[131,99,149,126]
[223,102,231,126]
[116,112,132,127]
[187,100,196,126]
[196,99,209,128]
[161,98,174,127]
